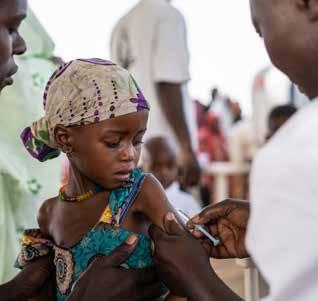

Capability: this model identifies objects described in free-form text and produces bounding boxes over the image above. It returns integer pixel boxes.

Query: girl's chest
[48,195,149,248]
[49,196,109,248]
[54,222,155,301]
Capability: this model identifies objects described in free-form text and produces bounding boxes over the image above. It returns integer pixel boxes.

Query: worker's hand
[179,149,201,187]
[188,199,250,259]
[9,254,55,300]
[67,235,165,301]
[149,213,215,298]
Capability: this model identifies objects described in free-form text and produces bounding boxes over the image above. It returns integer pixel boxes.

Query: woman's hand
[149,213,243,301]
[189,199,250,259]
[149,213,216,298]
[67,235,165,301]
[1,254,55,301]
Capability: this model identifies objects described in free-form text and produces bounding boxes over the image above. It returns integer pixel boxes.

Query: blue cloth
[55,169,154,301]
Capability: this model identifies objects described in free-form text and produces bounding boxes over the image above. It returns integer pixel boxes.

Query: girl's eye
[133,141,144,147]
[106,141,121,148]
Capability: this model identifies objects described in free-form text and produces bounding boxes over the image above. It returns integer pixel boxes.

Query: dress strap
[109,169,147,226]
[117,173,146,225]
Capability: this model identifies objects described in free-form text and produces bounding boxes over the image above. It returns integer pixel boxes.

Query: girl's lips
[113,173,131,181]
[113,170,133,181]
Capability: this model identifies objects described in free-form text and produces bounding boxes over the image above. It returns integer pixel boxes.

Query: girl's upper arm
[137,174,183,230]
[37,198,54,237]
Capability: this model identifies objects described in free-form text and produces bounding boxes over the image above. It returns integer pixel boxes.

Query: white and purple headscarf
[21,58,149,162]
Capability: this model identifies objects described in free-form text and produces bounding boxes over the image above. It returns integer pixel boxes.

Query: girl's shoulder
[109,169,161,225]
[37,196,59,237]
[134,173,175,230]
[139,173,166,201]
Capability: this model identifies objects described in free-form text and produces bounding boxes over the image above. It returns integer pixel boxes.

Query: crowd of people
[195,86,299,203]
[0,0,317,300]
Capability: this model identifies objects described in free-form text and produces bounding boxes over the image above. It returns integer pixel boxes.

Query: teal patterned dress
[17,169,154,301]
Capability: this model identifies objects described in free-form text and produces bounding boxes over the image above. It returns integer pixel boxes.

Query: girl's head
[22,58,149,189]
[143,137,178,189]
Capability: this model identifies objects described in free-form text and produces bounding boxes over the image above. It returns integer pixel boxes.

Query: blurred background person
[143,137,201,217]
[266,105,297,141]
[111,0,200,188]
[251,66,309,147]
[208,88,235,138]
[197,112,228,205]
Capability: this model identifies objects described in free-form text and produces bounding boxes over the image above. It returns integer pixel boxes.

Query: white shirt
[210,98,233,137]
[166,182,201,217]
[246,100,318,301]
[111,0,196,148]
[228,118,258,165]
[252,67,290,146]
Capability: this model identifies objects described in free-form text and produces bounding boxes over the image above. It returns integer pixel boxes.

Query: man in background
[111,0,200,188]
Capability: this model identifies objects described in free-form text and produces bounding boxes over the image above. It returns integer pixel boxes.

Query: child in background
[266,105,297,140]
[143,137,201,217]
[17,59,186,301]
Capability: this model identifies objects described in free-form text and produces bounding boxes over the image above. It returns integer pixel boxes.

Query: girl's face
[68,111,148,189]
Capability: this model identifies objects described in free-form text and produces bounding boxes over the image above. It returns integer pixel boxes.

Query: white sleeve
[110,24,121,63]
[228,126,244,165]
[110,21,132,69]
[152,8,190,83]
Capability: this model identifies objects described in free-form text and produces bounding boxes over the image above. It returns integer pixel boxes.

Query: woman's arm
[0,254,55,301]
[134,175,187,301]
[0,278,16,300]
[12,199,57,301]
[149,214,243,301]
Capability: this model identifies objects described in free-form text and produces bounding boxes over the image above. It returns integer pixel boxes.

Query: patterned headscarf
[21,58,149,162]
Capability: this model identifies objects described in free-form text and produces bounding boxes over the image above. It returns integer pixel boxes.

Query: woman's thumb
[99,235,138,268]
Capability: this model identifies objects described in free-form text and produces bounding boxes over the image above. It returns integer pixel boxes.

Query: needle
[177,209,220,247]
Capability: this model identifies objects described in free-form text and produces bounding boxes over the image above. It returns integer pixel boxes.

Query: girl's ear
[54,125,75,154]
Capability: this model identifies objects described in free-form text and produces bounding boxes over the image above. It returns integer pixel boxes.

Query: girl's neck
[66,163,96,196]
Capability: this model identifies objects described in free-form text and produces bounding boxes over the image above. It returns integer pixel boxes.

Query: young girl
[17,59,186,301]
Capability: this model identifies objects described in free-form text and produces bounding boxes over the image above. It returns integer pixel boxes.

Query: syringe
[177,209,220,247]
